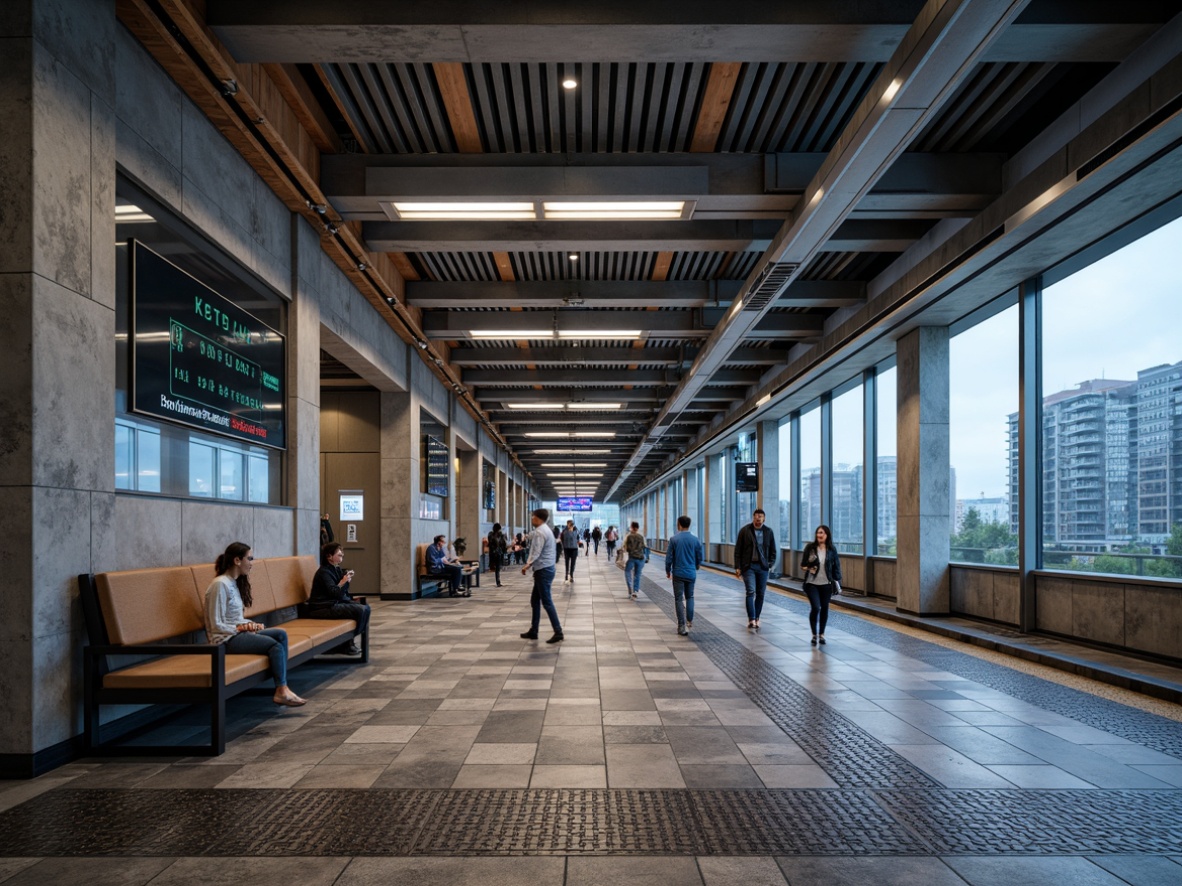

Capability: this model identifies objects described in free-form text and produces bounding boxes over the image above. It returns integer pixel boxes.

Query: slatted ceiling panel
[725,251,763,280]
[509,251,657,281]
[468,62,710,154]
[667,251,727,281]
[416,251,501,282]
[323,63,455,154]
[717,62,883,154]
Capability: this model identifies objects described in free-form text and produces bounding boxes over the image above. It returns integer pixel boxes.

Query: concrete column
[896,327,951,615]
[706,455,721,547]
[289,219,321,556]
[757,420,779,525]
[380,391,417,598]
[0,0,117,771]
[457,447,480,555]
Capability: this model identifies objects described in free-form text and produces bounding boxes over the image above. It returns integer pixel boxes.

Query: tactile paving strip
[637,577,938,789]
[875,789,1182,855]
[758,590,1182,759]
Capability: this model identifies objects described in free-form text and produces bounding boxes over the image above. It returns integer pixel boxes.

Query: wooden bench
[78,555,368,756]
[415,544,479,597]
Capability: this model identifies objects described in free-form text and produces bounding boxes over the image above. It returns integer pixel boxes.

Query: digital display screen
[558,496,593,512]
[131,242,285,449]
[339,493,364,522]
[483,480,496,510]
[425,434,449,497]
[736,462,759,492]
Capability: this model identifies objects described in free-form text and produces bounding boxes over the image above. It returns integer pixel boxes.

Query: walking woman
[801,525,842,646]
[204,541,306,706]
[488,522,509,587]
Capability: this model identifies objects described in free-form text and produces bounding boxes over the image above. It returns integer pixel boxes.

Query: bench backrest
[416,543,433,577]
[96,567,204,645]
[94,554,319,646]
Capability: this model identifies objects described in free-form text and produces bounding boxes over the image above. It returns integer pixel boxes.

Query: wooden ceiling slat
[262,63,344,154]
[434,62,484,153]
[690,62,742,152]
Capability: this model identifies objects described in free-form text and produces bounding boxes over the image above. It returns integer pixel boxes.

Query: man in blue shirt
[519,508,563,643]
[665,515,704,636]
[427,535,465,596]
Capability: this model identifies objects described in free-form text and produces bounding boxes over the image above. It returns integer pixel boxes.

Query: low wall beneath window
[1035,572,1182,660]
[951,564,1020,626]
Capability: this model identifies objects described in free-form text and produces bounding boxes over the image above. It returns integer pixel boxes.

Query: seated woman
[204,542,305,706]
[308,542,371,655]
[427,534,466,596]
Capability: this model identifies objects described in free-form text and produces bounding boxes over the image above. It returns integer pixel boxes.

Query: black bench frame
[78,573,369,756]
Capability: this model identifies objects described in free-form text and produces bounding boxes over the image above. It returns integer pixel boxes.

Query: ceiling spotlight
[306,201,327,215]
[562,78,578,90]
[568,253,579,262]
[384,296,396,307]
[220,78,239,96]
[326,222,339,235]
[416,339,429,350]
[357,262,368,272]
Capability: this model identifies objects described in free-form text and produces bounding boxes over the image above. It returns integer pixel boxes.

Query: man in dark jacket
[734,508,776,629]
[308,542,371,654]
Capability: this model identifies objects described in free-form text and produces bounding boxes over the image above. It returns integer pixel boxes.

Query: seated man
[427,534,467,596]
[308,542,371,655]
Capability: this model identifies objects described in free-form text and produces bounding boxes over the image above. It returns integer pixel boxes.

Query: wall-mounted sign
[339,491,364,522]
[346,523,357,543]
[558,496,593,512]
[131,241,286,449]
[736,462,759,492]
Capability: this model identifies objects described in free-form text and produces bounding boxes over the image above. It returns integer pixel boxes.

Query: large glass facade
[831,383,863,554]
[949,304,1018,564]
[876,363,897,555]
[777,419,792,546]
[1039,216,1182,578]
[799,406,821,544]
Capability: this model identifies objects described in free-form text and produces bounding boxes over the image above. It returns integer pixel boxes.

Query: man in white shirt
[519,508,563,643]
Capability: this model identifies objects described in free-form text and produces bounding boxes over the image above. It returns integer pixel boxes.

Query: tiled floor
[2,554,1182,884]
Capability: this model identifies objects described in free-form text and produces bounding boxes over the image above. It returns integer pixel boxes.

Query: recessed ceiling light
[555,330,640,340]
[544,201,686,220]
[540,463,608,468]
[525,432,616,438]
[568,253,579,261]
[115,204,155,223]
[469,330,550,339]
[391,201,534,220]
[562,78,578,90]
[505,403,566,410]
[531,449,614,455]
[565,403,624,410]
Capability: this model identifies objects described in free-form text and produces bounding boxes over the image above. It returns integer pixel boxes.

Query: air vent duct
[743,262,800,312]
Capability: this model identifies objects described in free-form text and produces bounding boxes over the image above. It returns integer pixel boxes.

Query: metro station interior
[3,1,1182,883]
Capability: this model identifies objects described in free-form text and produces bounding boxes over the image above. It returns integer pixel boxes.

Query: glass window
[735,433,757,531]
[219,449,244,500]
[190,442,215,497]
[717,451,729,544]
[247,453,269,503]
[799,406,821,545]
[1040,215,1182,579]
[950,304,1019,564]
[136,427,161,492]
[831,384,863,554]
[778,419,792,546]
[876,364,897,555]
[115,424,133,491]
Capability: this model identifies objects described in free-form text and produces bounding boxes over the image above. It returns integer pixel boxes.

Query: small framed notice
[339,491,364,522]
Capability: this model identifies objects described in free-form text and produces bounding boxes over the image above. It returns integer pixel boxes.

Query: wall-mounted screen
[424,434,449,497]
[339,492,364,522]
[131,241,286,449]
[736,462,759,492]
[558,496,593,512]
[483,480,496,510]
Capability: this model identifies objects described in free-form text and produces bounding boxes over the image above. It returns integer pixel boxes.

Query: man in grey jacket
[519,508,563,643]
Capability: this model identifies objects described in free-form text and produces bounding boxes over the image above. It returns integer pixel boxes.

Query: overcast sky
[779,215,1182,501]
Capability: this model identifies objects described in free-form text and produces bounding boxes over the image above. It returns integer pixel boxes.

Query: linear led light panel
[543,201,686,220]
[391,202,534,220]
[540,463,608,468]
[472,330,641,340]
[531,449,614,455]
[506,403,623,411]
[524,432,617,438]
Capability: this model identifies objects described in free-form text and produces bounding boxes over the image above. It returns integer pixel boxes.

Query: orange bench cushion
[102,653,269,689]
[96,567,204,646]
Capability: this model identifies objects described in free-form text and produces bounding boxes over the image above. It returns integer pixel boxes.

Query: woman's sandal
[274,694,306,707]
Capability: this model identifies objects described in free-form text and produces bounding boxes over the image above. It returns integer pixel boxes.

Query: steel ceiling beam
[405,279,865,309]
[421,308,826,339]
[207,0,1162,63]
[606,0,1032,502]
[448,345,791,367]
[463,368,758,386]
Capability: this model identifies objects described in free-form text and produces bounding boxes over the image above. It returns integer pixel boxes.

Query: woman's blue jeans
[225,628,289,686]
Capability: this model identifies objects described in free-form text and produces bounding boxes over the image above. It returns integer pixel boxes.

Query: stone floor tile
[345,725,422,744]
[753,764,839,788]
[599,689,658,710]
[736,742,812,766]
[888,745,1019,788]
[984,764,1097,788]
[464,742,538,765]
[214,763,315,789]
[605,744,686,788]
[426,710,492,726]
[0,860,40,884]
[319,743,404,765]
[567,857,702,886]
[337,857,565,886]
[604,725,668,744]
[372,760,463,788]
[0,858,176,886]
[659,710,723,727]
[529,764,608,788]
[697,856,789,886]
[291,764,386,789]
[1087,855,1182,886]
[450,764,534,788]
[438,697,498,710]
[680,763,765,788]
[137,764,243,789]
[942,857,1127,885]
[665,727,746,764]
[543,706,603,725]
[602,710,662,726]
[475,711,545,743]
[775,857,965,886]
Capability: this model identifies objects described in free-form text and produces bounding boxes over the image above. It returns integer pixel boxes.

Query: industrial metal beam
[404,279,864,309]
[364,219,782,253]
[607,0,1032,502]
[463,368,759,386]
[207,0,1163,63]
[448,345,791,366]
[421,308,826,339]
